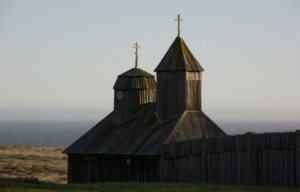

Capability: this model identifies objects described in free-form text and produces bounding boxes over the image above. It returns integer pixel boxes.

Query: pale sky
[0,0,299,121]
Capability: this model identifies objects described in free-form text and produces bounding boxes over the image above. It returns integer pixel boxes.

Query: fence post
[202,136,207,183]
[67,154,71,183]
[246,132,255,185]
[296,130,300,188]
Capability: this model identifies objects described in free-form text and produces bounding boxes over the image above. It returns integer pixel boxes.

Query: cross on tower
[133,42,140,68]
[175,14,184,37]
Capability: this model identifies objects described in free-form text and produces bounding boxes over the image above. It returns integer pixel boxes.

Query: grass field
[0,145,298,192]
[0,145,67,183]
[0,178,298,192]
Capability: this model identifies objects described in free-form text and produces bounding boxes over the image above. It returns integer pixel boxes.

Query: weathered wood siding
[186,72,201,80]
[67,156,159,183]
[160,130,300,188]
[114,89,156,121]
[157,71,186,121]
[157,71,202,121]
[186,72,201,111]
[185,81,201,111]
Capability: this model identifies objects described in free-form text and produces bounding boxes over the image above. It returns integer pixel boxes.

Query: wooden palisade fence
[160,130,300,188]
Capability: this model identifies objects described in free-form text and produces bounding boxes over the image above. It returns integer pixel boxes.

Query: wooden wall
[160,130,300,188]
[67,155,159,183]
[114,89,156,122]
[185,81,201,111]
[157,71,186,121]
[156,71,202,121]
[185,71,201,111]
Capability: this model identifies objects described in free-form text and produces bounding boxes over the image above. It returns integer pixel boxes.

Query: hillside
[0,145,67,183]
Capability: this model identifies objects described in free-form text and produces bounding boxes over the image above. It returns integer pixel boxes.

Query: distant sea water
[0,120,299,147]
[0,120,98,147]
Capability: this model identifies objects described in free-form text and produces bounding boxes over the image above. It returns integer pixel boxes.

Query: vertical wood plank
[295,130,300,188]
[202,136,207,183]
[246,133,251,186]
[160,145,164,182]
[237,151,241,185]
[283,149,287,187]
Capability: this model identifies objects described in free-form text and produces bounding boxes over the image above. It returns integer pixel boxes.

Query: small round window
[117,91,123,99]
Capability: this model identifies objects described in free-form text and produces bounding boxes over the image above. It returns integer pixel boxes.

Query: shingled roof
[119,68,155,77]
[63,103,226,156]
[154,36,204,72]
[113,68,156,90]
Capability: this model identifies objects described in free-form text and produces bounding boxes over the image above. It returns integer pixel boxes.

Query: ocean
[0,120,299,147]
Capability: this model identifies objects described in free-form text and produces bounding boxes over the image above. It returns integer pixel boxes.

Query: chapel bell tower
[113,43,157,122]
[154,15,204,122]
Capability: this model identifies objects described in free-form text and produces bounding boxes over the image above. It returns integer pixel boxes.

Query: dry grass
[0,145,67,184]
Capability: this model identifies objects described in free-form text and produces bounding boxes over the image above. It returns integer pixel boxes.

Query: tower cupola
[113,43,157,122]
[155,15,204,121]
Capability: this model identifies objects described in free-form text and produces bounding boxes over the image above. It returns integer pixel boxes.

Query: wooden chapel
[63,15,226,183]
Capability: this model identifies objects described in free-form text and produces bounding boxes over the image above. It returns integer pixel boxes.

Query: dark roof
[63,104,226,156]
[164,111,227,143]
[114,67,157,89]
[154,36,204,72]
[113,77,156,89]
[118,68,155,77]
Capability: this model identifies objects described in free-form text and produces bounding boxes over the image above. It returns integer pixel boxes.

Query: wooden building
[63,15,227,183]
[113,67,157,122]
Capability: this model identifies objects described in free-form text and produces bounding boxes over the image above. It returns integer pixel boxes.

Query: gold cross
[133,42,140,68]
[175,14,184,37]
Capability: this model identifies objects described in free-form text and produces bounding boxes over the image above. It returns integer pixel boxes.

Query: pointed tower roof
[154,36,204,72]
